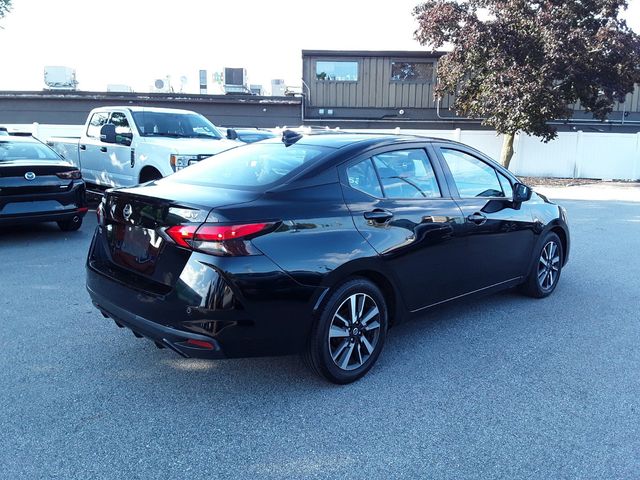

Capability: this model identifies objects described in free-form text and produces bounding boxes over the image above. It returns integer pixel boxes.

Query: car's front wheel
[521,232,563,298]
[306,278,388,384]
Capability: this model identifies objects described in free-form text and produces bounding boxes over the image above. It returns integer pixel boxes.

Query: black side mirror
[100,124,116,144]
[513,183,532,203]
[226,128,238,141]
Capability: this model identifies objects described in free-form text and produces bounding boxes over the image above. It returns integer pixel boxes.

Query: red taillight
[77,207,89,214]
[165,225,198,247]
[56,169,82,180]
[194,223,270,241]
[164,222,274,255]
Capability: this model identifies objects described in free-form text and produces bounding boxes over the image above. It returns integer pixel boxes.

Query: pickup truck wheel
[139,168,162,184]
[57,217,82,232]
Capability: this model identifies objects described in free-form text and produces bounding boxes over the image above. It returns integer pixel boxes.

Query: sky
[0,0,639,94]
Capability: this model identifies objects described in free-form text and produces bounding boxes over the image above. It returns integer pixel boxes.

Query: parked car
[225,127,278,143]
[0,133,87,231]
[48,107,239,190]
[86,132,570,383]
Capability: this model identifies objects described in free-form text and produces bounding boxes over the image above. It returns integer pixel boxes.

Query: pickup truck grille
[188,154,214,166]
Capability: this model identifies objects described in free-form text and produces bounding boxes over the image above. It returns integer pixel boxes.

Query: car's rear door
[433,143,536,289]
[339,143,468,311]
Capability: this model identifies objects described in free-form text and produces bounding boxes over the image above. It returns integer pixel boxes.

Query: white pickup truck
[48,106,238,189]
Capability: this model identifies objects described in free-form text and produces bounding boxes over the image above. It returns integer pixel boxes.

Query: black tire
[306,278,388,384]
[57,217,83,232]
[139,168,162,184]
[520,232,563,298]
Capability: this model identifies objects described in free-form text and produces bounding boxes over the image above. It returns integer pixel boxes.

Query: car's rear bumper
[88,282,227,359]
[0,181,87,225]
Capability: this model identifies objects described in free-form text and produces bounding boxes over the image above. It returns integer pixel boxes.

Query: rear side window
[347,159,382,198]
[372,149,441,198]
[441,148,504,198]
[86,112,109,139]
[165,142,332,188]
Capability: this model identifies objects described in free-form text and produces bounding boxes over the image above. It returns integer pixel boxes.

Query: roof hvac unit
[44,66,78,91]
[224,68,249,94]
[151,77,172,93]
[271,79,286,97]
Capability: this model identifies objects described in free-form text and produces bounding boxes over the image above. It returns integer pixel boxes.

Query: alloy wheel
[537,240,561,291]
[328,293,381,371]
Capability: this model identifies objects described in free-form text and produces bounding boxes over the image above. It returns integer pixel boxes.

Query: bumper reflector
[185,338,215,350]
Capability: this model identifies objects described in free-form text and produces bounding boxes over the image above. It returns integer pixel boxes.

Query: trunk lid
[0,160,78,195]
[100,181,261,287]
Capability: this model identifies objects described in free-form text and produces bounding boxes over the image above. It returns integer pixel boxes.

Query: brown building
[301,49,640,131]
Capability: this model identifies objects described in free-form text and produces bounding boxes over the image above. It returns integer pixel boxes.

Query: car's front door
[434,144,536,290]
[80,110,110,185]
[340,145,468,311]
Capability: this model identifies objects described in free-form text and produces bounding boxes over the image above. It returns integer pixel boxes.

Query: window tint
[441,149,504,198]
[498,172,513,198]
[86,112,109,139]
[390,62,434,82]
[372,149,440,199]
[164,142,331,189]
[316,61,358,81]
[347,159,382,197]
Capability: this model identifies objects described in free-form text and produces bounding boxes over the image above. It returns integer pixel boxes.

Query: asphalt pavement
[1,188,639,479]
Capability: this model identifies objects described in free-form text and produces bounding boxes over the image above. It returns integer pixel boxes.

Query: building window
[390,62,434,82]
[316,61,358,81]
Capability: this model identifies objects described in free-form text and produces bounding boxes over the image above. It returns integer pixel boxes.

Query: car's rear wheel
[57,216,82,232]
[521,232,563,298]
[306,278,388,384]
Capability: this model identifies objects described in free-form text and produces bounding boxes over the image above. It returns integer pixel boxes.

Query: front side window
[372,149,441,199]
[164,142,331,189]
[347,159,382,198]
[441,148,504,198]
[86,112,109,139]
[109,112,132,135]
[391,62,434,82]
[316,61,358,81]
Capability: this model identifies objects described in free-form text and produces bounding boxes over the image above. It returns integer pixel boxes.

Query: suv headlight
[170,154,199,171]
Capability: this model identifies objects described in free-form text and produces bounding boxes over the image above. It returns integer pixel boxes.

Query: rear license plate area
[109,224,163,274]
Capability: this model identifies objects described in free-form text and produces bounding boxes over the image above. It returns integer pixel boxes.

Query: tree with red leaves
[414,0,640,168]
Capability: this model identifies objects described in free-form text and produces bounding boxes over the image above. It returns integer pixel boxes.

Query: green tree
[0,0,11,21]
[413,0,640,169]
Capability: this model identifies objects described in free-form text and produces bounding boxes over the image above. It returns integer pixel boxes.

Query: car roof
[260,132,457,149]
[92,106,199,115]
[0,134,40,143]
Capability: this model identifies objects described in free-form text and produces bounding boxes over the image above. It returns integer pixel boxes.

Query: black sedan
[87,132,570,383]
[0,134,87,231]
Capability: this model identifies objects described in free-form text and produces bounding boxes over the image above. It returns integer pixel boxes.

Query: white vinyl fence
[4,123,640,180]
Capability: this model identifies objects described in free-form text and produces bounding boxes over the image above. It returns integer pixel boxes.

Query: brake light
[165,225,198,247]
[56,169,82,180]
[165,222,274,255]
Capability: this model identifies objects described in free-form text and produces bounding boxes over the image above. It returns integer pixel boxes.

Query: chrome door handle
[467,213,487,225]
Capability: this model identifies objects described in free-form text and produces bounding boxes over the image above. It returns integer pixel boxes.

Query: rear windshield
[164,142,332,189]
[0,140,60,162]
